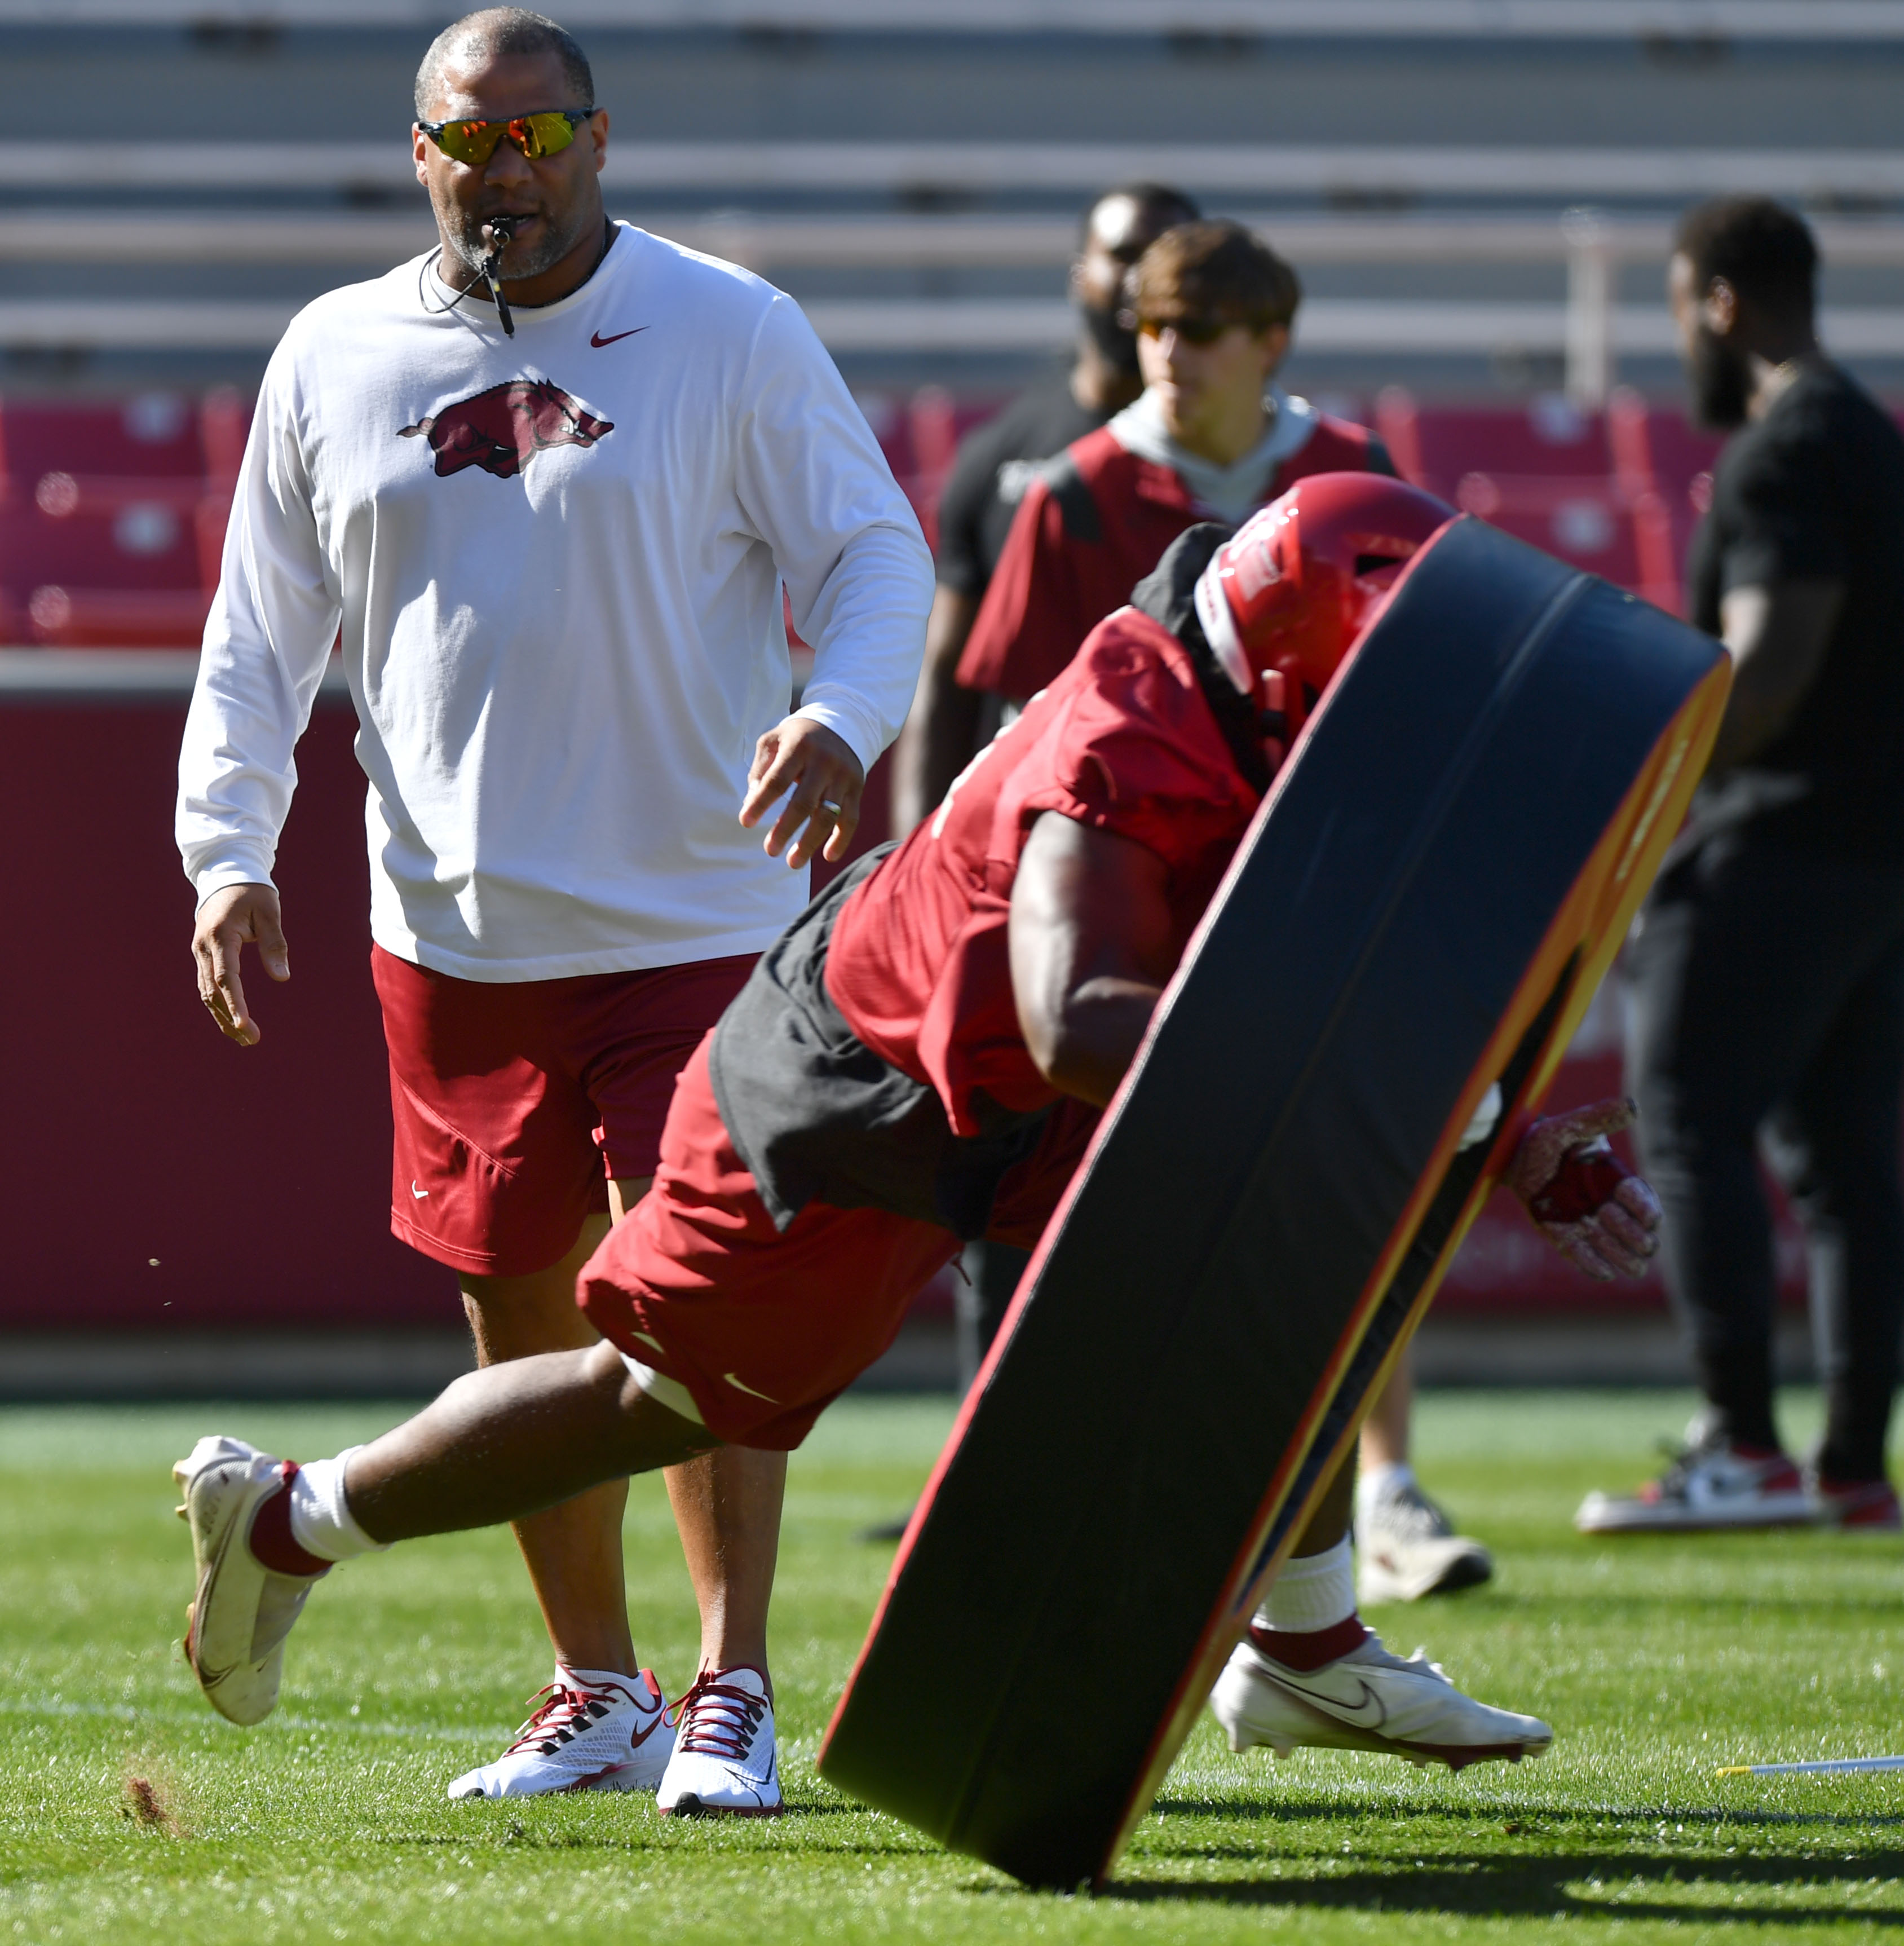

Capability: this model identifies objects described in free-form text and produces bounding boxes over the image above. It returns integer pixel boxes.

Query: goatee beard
[1688,327,1750,430]
[1078,301,1142,378]
[444,208,585,284]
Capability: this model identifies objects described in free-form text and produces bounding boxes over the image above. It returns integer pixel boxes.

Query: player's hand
[1503,1096,1663,1282]
[740,717,865,869]
[192,882,289,1047]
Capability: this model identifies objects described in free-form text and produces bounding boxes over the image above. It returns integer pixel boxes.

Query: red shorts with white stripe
[577,1033,1098,1449]
[373,945,757,1279]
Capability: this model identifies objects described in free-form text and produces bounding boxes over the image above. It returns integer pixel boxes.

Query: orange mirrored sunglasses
[418,108,592,167]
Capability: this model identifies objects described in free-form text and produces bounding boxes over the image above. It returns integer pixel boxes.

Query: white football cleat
[657,1666,782,1816]
[1575,1436,1812,1534]
[173,1435,328,1727]
[448,1668,674,1800]
[1357,1479,1494,1604]
[1210,1626,1552,1772]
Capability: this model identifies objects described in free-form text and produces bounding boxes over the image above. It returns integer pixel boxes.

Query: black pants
[1626,832,1904,1480]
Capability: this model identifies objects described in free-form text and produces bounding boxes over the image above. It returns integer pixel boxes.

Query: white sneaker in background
[447,1668,674,1800]
[1209,1625,1552,1771]
[1575,1435,1812,1534]
[657,1666,782,1816]
[173,1434,328,1727]
[1357,1478,1494,1603]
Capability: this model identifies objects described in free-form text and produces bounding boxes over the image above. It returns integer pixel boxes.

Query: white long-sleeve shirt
[178,223,933,982]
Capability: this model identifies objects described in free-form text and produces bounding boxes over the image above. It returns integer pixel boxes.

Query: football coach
[175,7,933,1806]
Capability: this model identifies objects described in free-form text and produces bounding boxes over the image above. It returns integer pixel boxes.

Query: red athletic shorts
[578,1034,1099,1449]
[372,945,757,1278]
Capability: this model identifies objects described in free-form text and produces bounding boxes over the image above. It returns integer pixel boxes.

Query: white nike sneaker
[173,1435,328,1727]
[657,1665,782,1816]
[1357,1480,1494,1604]
[448,1669,674,1800]
[1575,1435,1812,1533]
[1210,1626,1552,1772]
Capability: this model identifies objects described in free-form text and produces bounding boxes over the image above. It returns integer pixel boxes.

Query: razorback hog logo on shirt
[399,380,613,480]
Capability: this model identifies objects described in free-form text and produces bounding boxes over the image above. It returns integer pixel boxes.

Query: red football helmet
[1193,472,1456,761]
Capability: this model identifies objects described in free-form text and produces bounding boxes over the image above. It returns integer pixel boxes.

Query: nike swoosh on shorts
[410,1181,430,1200]
[591,327,648,347]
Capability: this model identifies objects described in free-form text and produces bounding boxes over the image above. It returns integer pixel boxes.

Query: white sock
[1356,1460,1416,1521]
[286,1449,389,1563]
[1257,1537,1356,1634]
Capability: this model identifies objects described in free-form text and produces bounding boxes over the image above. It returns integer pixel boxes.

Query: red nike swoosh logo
[591,327,648,347]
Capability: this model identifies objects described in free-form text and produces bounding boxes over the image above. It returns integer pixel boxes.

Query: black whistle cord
[481,217,516,337]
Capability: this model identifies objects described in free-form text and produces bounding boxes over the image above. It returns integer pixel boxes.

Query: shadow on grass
[1098,1849,1904,1921]
[1153,1797,1904,1830]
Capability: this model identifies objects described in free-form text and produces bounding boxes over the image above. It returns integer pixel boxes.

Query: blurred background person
[890,180,1200,839]
[953,219,1389,708]
[1356,1356,1494,1603]
[1580,197,1904,1536]
[894,217,1488,1601]
[887,181,1198,1435]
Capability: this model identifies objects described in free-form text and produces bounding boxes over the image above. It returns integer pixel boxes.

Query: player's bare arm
[1008,811,1178,1107]
[1709,579,1845,768]
[891,586,984,836]
[740,716,866,868]
[192,881,290,1048]
[1005,803,1663,1274]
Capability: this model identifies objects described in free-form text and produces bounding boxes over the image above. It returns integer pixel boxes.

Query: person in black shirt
[890,180,1200,840]
[878,182,1195,1423]
[1580,197,1904,1535]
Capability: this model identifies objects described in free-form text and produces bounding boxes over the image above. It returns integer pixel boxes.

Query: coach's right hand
[192,882,290,1047]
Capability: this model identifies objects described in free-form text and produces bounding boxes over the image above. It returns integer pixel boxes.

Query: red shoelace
[669,1671,768,1761]
[501,1682,619,1757]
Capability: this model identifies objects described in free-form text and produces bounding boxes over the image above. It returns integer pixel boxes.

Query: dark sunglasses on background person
[1118,310,1243,346]
[417,108,593,167]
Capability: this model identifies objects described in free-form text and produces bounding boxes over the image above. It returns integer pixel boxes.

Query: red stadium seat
[1453,473,1645,589]
[0,388,254,647]
[23,586,213,648]
[1369,387,1729,610]
[1375,387,1614,500]
[200,386,251,486]
[1,489,209,647]
[1605,389,1722,615]
[0,391,206,483]
[4,496,202,587]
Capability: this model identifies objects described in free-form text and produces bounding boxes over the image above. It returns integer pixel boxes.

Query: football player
[172,475,1660,1811]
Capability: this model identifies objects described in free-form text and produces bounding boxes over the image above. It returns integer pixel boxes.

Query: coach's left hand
[1504,1097,1664,1282]
[740,716,865,870]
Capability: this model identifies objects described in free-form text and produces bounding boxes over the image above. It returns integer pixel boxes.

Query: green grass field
[3,1388,1902,1944]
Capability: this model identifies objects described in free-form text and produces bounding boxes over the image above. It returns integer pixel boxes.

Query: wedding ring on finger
[820,800,843,814]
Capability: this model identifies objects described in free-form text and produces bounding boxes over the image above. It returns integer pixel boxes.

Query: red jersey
[827,602,1263,1139]
[956,413,1386,700]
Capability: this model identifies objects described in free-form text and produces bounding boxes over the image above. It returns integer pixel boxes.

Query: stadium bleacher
[0,389,244,647]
